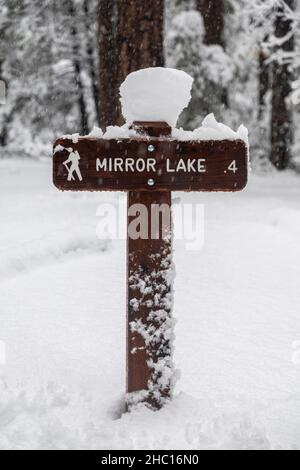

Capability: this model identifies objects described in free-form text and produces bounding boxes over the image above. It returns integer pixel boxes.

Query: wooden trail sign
[54,125,248,193]
[53,121,248,410]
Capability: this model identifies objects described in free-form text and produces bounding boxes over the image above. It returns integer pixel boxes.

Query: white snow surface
[89,125,139,141]
[172,113,249,143]
[87,114,248,144]
[120,67,193,127]
[1,159,300,449]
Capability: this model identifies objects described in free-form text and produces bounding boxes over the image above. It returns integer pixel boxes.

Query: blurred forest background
[0,0,299,171]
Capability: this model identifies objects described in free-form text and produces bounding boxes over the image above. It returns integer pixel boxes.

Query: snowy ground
[0,157,300,450]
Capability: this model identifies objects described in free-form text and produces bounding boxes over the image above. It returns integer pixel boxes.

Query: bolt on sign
[53,68,248,410]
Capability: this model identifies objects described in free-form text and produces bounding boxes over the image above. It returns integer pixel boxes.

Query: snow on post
[120,67,193,127]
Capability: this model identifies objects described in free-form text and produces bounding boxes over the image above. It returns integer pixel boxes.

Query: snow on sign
[52,68,249,411]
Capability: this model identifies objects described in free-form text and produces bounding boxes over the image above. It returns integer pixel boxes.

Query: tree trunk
[196,0,228,107]
[0,96,28,147]
[0,108,12,147]
[69,0,89,135]
[258,46,270,120]
[0,61,18,148]
[84,0,100,126]
[116,0,165,123]
[0,61,5,146]
[197,0,225,47]
[271,0,295,170]
[97,0,118,129]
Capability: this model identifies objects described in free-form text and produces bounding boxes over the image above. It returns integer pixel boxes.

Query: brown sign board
[53,136,248,193]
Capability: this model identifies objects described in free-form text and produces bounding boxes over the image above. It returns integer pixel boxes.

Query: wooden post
[127,122,173,410]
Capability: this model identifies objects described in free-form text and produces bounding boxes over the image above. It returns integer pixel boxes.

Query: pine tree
[271,0,295,170]
[258,42,271,120]
[97,0,118,128]
[68,0,89,135]
[0,0,28,148]
[196,0,228,107]
[84,0,100,126]
[196,0,225,46]
[166,5,233,128]
[0,0,99,154]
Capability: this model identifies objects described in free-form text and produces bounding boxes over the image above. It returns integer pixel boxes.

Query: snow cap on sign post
[119,67,194,127]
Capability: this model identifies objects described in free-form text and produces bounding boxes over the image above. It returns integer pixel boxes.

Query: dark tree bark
[0,25,9,148]
[0,61,23,148]
[0,105,14,147]
[257,12,272,120]
[0,96,28,147]
[97,0,118,129]
[84,0,100,126]
[0,61,5,146]
[258,46,270,120]
[116,0,165,123]
[196,0,228,107]
[197,0,225,47]
[271,0,295,170]
[68,0,89,135]
[97,0,164,127]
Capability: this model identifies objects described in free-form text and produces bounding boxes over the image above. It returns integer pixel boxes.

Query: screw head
[148,145,155,153]
[147,178,155,187]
